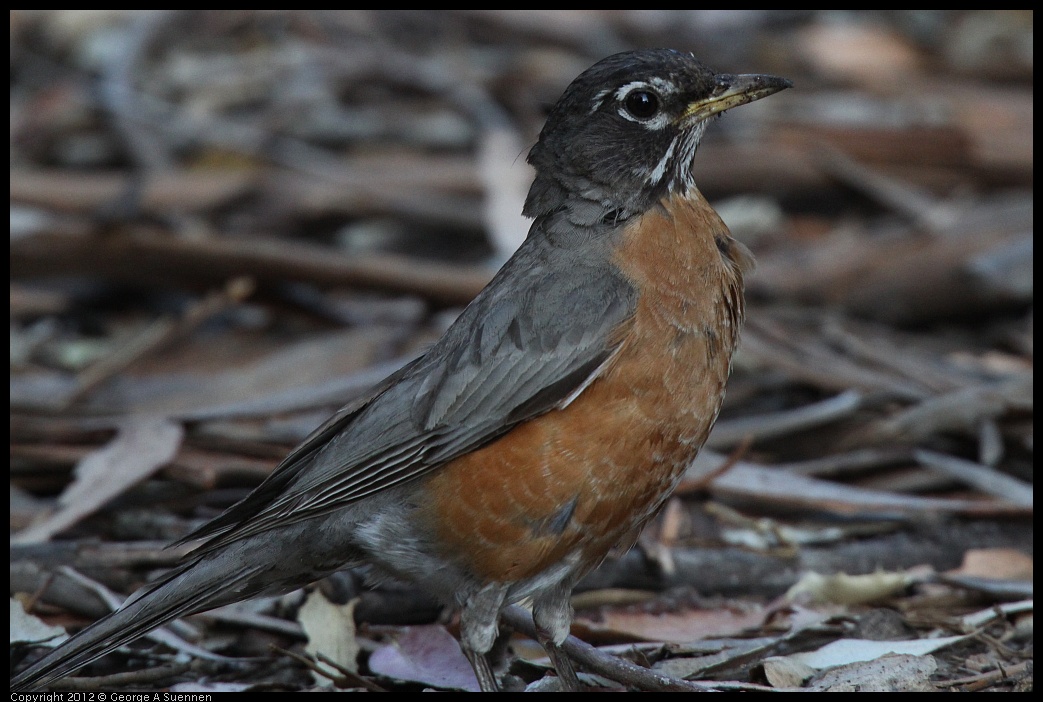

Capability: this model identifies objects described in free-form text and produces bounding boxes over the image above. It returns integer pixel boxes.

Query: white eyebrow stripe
[648,76,677,94]
[615,80,649,101]
[614,77,677,102]
[589,88,611,115]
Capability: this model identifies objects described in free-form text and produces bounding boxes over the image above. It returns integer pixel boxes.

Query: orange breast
[422,189,750,584]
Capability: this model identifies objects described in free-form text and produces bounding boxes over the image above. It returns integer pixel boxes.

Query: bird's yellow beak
[680,73,792,124]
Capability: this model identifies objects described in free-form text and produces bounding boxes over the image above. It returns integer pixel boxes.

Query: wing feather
[184,222,637,554]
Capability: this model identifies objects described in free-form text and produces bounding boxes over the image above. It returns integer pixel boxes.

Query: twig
[707,390,862,448]
[741,317,926,400]
[779,447,913,478]
[12,225,491,305]
[861,378,1032,445]
[710,460,1031,517]
[675,436,749,494]
[316,652,388,693]
[500,605,715,692]
[814,143,959,232]
[915,449,1033,506]
[271,645,386,692]
[65,277,255,407]
[40,662,192,692]
[937,660,1031,691]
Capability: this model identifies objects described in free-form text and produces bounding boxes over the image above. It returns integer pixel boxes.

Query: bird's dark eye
[623,90,660,119]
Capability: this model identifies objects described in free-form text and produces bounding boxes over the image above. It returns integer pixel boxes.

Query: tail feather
[12,509,369,690]
[11,558,264,691]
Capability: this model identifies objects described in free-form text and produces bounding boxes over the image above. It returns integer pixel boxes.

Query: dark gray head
[524,49,791,226]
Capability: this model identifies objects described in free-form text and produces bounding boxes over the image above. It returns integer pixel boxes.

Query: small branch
[500,605,715,692]
[915,449,1033,507]
[12,225,491,305]
[707,390,862,448]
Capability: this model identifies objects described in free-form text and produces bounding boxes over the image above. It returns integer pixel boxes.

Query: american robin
[12,49,790,692]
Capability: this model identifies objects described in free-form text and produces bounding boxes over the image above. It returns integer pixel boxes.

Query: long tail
[10,554,266,691]
[11,518,364,690]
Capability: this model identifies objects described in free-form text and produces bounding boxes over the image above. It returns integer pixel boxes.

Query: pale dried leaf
[961,599,1033,629]
[788,634,968,670]
[368,624,479,692]
[579,603,765,644]
[10,598,67,646]
[786,570,913,606]
[950,547,1033,581]
[13,417,183,544]
[762,655,815,688]
[806,653,938,692]
[298,590,359,686]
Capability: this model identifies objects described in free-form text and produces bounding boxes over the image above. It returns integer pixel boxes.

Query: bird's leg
[459,583,508,692]
[462,645,500,693]
[533,588,582,691]
[538,635,582,691]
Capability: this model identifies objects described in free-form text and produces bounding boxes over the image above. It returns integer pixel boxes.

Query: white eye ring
[615,80,674,129]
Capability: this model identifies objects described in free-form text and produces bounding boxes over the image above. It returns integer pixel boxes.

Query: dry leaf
[786,570,913,606]
[368,624,479,692]
[806,653,938,692]
[787,634,967,670]
[578,603,765,644]
[10,599,67,646]
[12,417,183,544]
[763,654,816,688]
[298,590,360,686]
[950,548,1033,581]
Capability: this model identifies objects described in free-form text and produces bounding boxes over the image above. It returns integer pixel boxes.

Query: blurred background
[10,10,1033,692]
